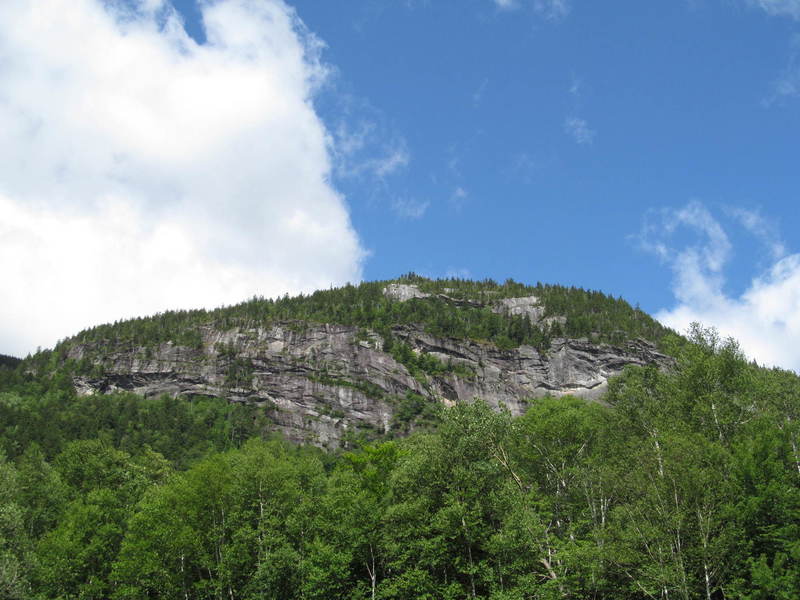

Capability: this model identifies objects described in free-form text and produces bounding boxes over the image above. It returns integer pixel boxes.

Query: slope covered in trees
[2,325,800,598]
[25,276,670,376]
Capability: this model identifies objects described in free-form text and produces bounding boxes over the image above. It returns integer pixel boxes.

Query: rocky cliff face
[68,314,671,448]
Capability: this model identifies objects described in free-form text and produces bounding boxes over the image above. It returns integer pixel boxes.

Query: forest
[27,276,669,378]
[2,323,800,599]
[0,355,21,370]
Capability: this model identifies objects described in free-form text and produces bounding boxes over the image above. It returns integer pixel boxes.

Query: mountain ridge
[19,276,675,447]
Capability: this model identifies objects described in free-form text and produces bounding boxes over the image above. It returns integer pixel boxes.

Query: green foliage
[224,357,254,389]
[0,453,34,599]
[38,276,670,377]
[112,439,325,600]
[0,354,21,370]
[389,391,442,433]
[4,323,800,597]
[0,384,272,468]
[307,372,386,401]
[383,336,477,381]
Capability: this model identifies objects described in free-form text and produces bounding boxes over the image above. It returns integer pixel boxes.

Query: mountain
[26,275,673,448]
[7,276,800,599]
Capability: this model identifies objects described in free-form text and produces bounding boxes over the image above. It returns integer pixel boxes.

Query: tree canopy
[2,324,800,598]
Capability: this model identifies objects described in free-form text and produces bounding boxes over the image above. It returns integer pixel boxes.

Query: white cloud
[640,201,800,372]
[473,78,489,107]
[492,0,569,18]
[450,186,468,211]
[0,0,365,356]
[773,69,800,99]
[754,0,800,18]
[764,39,800,104]
[370,146,411,178]
[726,206,786,259]
[564,116,596,144]
[569,74,582,97]
[328,91,411,185]
[534,0,570,19]
[391,198,429,219]
[493,0,519,10]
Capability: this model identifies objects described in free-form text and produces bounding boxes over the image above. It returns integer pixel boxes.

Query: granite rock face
[383,283,431,302]
[492,296,545,321]
[384,284,564,325]
[68,319,671,448]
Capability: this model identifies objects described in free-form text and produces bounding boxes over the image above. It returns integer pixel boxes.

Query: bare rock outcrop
[69,320,670,449]
[383,284,430,302]
[384,286,564,326]
[491,296,545,322]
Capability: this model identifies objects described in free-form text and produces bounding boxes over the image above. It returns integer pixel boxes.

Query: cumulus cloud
[564,116,596,144]
[0,0,365,356]
[640,201,800,372]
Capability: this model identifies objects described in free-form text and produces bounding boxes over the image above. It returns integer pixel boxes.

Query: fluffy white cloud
[641,202,800,372]
[0,0,365,356]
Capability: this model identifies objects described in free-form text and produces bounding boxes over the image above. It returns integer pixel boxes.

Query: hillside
[21,276,673,447]
[2,300,800,598]
[50,274,671,352]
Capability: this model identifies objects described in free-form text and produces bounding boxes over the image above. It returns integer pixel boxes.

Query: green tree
[0,454,32,599]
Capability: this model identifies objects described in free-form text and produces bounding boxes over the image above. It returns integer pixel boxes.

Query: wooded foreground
[1,326,798,599]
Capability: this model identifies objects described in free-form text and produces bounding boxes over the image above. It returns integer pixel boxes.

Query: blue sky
[298,0,800,306]
[1,0,800,369]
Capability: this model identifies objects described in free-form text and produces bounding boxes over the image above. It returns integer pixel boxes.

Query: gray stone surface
[68,320,671,448]
[382,284,430,302]
[491,296,545,322]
